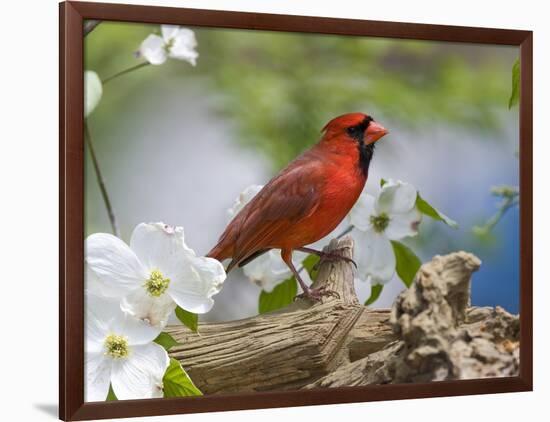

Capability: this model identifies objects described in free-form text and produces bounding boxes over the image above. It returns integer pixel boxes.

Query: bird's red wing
[227,158,326,267]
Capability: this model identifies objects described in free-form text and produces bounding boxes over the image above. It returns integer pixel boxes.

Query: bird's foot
[313,252,357,271]
[296,286,340,302]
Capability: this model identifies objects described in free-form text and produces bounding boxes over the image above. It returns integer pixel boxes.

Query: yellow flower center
[144,269,170,297]
[370,213,390,233]
[104,334,129,359]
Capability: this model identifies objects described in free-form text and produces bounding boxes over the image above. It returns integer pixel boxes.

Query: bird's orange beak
[365,121,389,144]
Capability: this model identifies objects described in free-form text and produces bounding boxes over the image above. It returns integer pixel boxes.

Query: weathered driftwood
[166,237,519,394]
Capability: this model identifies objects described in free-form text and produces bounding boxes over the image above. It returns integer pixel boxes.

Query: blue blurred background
[84,22,520,320]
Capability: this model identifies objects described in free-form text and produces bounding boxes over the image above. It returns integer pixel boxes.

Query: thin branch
[336,225,354,239]
[473,187,519,236]
[102,62,150,85]
[84,122,121,238]
[476,197,518,233]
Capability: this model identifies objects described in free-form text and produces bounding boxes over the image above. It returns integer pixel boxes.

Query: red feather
[207,112,388,297]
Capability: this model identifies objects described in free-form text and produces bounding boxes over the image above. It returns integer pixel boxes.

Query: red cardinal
[208,112,388,300]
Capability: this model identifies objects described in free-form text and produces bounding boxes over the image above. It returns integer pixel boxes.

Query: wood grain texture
[166,238,519,394]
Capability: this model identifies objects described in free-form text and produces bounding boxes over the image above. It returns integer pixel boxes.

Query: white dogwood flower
[139,25,198,66]
[349,180,421,285]
[86,222,226,329]
[85,293,169,401]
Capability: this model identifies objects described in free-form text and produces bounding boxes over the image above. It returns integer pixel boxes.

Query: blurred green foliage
[473,185,520,238]
[198,30,514,169]
[85,22,516,171]
[508,58,520,108]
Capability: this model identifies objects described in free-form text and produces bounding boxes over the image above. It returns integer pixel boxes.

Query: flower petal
[139,34,167,65]
[385,208,422,240]
[85,351,112,402]
[349,193,376,231]
[227,185,263,222]
[120,288,176,331]
[242,250,292,292]
[167,255,226,314]
[86,264,125,298]
[111,343,169,400]
[86,292,159,355]
[353,228,395,284]
[84,70,102,117]
[353,229,373,278]
[85,293,122,353]
[161,25,180,41]
[168,28,198,65]
[129,222,193,272]
[110,308,162,347]
[130,222,195,268]
[86,233,147,295]
[376,180,417,215]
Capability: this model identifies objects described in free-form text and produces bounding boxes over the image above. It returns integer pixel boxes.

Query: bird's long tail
[206,243,228,262]
[207,244,240,273]
[207,243,269,274]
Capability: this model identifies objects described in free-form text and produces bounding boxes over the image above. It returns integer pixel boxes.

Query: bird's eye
[347,125,361,137]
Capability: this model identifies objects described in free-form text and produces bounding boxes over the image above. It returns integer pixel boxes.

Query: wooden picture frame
[60,1,533,420]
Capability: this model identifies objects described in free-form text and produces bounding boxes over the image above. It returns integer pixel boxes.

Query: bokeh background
[84,22,519,322]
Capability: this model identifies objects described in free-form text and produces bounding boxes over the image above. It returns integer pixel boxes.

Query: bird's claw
[296,286,341,302]
[312,253,357,271]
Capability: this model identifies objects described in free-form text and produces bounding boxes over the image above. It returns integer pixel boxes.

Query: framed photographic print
[59,1,533,420]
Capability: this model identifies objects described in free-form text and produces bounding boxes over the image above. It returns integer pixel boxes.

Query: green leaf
[258,276,297,314]
[175,307,199,333]
[391,240,422,287]
[380,178,387,187]
[154,332,179,351]
[416,193,458,228]
[508,58,520,109]
[302,254,320,280]
[365,284,383,306]
[106,384,117,401]
[163,358,202,398]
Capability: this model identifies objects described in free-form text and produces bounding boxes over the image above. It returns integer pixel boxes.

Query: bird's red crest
[321,112,370,133]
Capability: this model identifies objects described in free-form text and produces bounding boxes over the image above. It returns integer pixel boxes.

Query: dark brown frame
[60,1,533,420]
